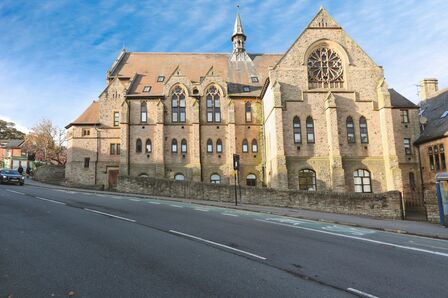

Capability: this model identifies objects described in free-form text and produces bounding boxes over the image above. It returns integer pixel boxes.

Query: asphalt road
[1,182,448,297]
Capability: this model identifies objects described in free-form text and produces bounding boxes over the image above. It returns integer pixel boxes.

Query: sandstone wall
[118,175,403,219]
[33,165,65,185]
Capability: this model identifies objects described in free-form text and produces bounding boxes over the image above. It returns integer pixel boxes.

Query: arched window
[210,173,221,184]
[136,138,142,153]
[306,116,315,143]
[359,116,369,144]
[242,139,249,153]
[353,169,372,193]
[441,144,446,170]
[346,116,355,143]
[171,86,186,123]
[171,139,178,153]
[307,46,344,89]
[207,139,213,153]
[246,174,257,186]
[252,139,258,153]
[181,139,187,153]
[206,86,221,123]
[245,102,252,122]
[216,139,223,153]
[429,147,434,170]
[174,173,185,181]
[409,172,416,191]
[145,139,152,153]
[293,116,301,144]
[434,145,440,171]
[141,101,147,123]
[299,169,316,191]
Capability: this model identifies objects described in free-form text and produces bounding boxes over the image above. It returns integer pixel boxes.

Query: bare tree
[24,119,67,165]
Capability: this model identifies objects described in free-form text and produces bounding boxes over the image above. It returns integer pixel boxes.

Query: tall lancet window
[171,86,186,123]
[141,102,147,123]
[307,46,344,89]
[359,116,369,144]
[245,102,252,123]
[306,116,315,144]
[206,86,221,123]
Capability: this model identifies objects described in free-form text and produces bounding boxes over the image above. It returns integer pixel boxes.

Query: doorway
[108,169,119,190]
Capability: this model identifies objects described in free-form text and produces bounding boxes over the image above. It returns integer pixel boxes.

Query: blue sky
[0,0,447,132]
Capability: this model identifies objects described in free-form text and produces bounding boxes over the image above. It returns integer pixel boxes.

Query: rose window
[307,47,344,89]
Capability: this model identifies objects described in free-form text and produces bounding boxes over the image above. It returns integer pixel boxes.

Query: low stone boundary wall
[118,175,404,219]
[33,165,65,184]
[424,190,439,223]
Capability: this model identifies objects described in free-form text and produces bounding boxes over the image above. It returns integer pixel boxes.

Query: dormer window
[243,86,250,92]
[157,76,165,82]
[251,76,259,83]
[143,85,151,92]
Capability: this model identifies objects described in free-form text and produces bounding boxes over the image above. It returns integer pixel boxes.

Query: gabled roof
[389,88,418,109]
[117,52,281,98]
[3,139,24,148]
[65,101,100,129]
[414,88,448,145]
[307,6,341,29]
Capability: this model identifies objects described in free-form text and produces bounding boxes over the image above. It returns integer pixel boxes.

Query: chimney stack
[419,78,438,101]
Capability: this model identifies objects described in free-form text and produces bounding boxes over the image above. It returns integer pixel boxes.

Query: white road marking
[83,208,136,223]
[222,213,238,217]
[347,288,379,298]
[55,190,77,194]
[129,198,140,202]
[35,196,66,205]
[408,241,448,251]
[170,204,183,208]
[147,201,161,205]
[95,194,106,197]
[256,219,448,258]
[169,230,267,260]
[6,189,25,195]
[194,208,209,212]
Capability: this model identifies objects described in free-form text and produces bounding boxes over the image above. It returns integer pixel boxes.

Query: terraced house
[66,7,422,209]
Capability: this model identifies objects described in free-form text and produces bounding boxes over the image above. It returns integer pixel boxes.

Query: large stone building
[66,7,422,208]
[414,79,448,221]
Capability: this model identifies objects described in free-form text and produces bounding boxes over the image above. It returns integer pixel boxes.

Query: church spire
[232,12,245,40]
[230,7,251,62]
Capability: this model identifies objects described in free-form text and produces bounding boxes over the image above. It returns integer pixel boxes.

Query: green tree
[0,119,26,139]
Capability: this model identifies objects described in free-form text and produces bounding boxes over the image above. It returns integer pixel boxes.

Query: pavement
[27,178,448,240]
[1,180,448,297]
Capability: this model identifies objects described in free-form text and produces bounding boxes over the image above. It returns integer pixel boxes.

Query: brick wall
[118,175,403,219]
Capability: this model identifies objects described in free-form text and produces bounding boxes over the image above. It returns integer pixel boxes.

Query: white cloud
[0,114,30,134]
[0,0,447,130]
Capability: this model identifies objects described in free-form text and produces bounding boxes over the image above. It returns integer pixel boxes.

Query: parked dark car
[0,169,25,185]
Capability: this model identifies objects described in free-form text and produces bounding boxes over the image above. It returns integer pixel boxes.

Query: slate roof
[109,52,282,98]
[66,101,101,129]
[1,139,24,148]
[414,88,448,145]
[389,88,418,109]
